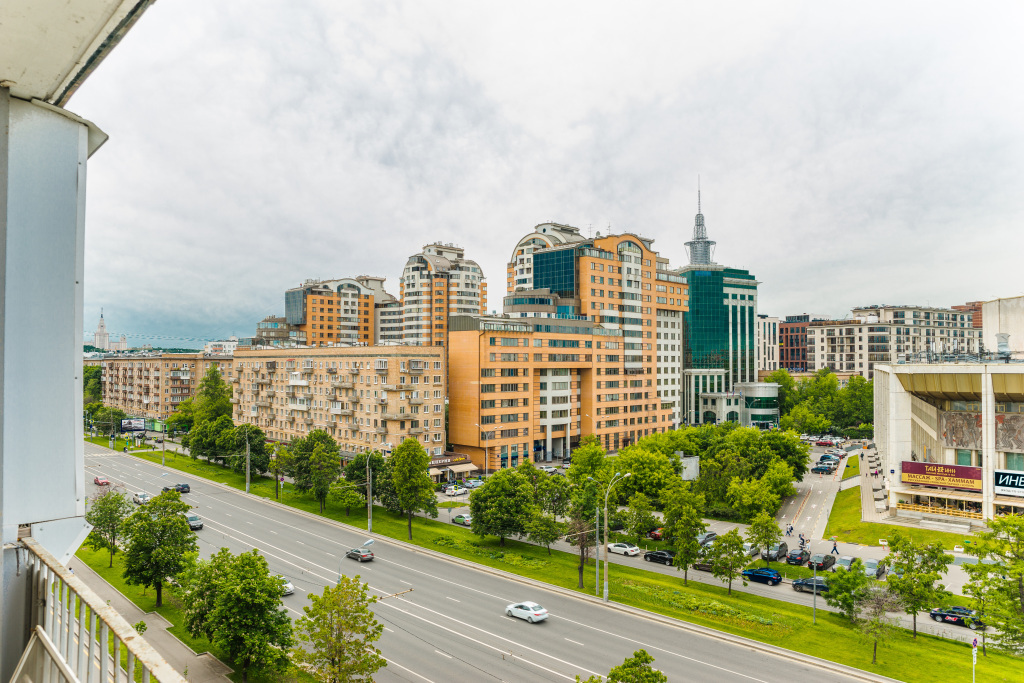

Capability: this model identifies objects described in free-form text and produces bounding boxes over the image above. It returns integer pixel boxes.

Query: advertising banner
[120,418,145,432]
[900,461,982,491]
[994,469,1024,498]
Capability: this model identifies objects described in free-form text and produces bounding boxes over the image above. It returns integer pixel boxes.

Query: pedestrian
[831,540,839,555]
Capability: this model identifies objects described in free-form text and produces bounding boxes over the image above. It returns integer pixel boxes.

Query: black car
[930,606,985,630]
[809,553,835,571]
[162,483,190,494]
[742,567,782,586]
[792,577,830,594]
[810,465,834,475]
[786,548,810,565]
[696,531,718,546]
[643,550,676,566]
[761,542,789,562]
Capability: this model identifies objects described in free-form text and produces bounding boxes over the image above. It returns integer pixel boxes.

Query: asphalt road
[84,443,886,683]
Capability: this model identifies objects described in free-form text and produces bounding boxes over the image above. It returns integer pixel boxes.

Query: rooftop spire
[685,177,716,265]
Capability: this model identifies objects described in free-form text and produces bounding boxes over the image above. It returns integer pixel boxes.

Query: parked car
[930,606,985,630]
[809,553,836,571]
[162,483,190,493]
[444,485,467,497]
[538,465,558,474]
[742,567,783,586]
[452,514,472,526]
[346,547,375,562]
[463,479,484,489]
[93,476,110,486]
[693,551,714,572]
[643,550,676,566]
[607,543,641,557]
[696,531,718,546]
[155,438,164,443]
[505,602,548,623]
[648,527,665,540]
[810,465,834,475]
[132,492,151,505]
[762,542,789,562]
[793,577,830,594]
[278,576,295,596]
[818,455,840,463]
[742,542,760,558]
[786,548,810,565]
[862,558,885,579]
[815,440,832,446]
[182,512,203,530]
[836,555,856,571]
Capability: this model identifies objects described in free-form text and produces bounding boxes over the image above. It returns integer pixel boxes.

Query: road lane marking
[381,657,435,683]
[447,597,460,602]
[434,650,451,659]
[400,580,411,585]
[565,638,583,646]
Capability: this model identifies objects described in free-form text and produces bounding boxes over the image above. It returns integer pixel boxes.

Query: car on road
[132,492,151,505]
[643,550,675,565]
[815,440,833,446]
[444,485,467,496]
[183,512,203,530]
[809,553,836,571]
[793,576,830,594]
[278,576,295,596]
[93,476,110,486]
[742,542,760,558]
[346,547,375,562]
[505,602,548,623]
[862,558,885,579]
[648,527,665,540]
[538,465,558,474]
[786,548,810,565]
[742,567,783,586]
[810,465,834,475]
[836,555,856,571]
[452,514,472,526]
[162,483,190,494]
[463,479,484,489]
[607,543,641,557]
[930,606,985,630]
[762,542,789,562]
[696,532,718,546]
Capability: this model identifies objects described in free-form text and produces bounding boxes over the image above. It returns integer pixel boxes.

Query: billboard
[121,418,145,432]
[901,461,982,492]
[994,469,1024,498]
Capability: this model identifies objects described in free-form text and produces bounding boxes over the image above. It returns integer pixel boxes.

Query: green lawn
[75,545,313,682]
[825,487,974,550]
[86,436,160,453]
[842,457,860,480]
[114,446,1023,681]
[744,558,819,581]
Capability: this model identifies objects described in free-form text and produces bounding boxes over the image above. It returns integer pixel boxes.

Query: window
[1006,453,1024,471]
[956,450,973,467]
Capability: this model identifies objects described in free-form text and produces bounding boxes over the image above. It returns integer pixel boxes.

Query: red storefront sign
[901,461,982,491]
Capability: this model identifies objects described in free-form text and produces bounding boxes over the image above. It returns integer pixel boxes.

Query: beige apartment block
[231,346,447,459]
[100,353,232,420]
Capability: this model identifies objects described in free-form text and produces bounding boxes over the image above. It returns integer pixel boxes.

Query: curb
[124,451,901,683]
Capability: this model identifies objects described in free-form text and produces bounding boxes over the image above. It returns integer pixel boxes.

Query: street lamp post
[341,539,374,583]
[589,472,632,602]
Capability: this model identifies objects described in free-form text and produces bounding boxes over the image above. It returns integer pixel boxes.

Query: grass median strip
[843,457,860,480]
[115,446,1022,681]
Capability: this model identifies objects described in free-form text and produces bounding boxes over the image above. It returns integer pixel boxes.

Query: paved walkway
[68,559,232,683]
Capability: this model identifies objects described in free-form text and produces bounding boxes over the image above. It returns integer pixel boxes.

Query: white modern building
[875,361,1024,525]
[204,336,239,355]
[756,314,779,373]
[400,242,487,346]
[982,295,1024,359]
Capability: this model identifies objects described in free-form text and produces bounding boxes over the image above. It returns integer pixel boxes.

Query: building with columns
[756,314,779,373]
[875,362,1024,524]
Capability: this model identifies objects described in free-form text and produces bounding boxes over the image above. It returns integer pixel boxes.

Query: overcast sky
[71,1,1024,347]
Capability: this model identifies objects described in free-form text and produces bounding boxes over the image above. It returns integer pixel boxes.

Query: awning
[892,487,983,502]
[428,468,444,477]
[994,495,1024,506]
[448,463,478,474]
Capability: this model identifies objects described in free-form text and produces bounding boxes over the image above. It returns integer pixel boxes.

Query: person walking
[831,540,839,555]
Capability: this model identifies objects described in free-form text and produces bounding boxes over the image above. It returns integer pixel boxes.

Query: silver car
[837,555,856,571]
[132,492,151,505]
[505,601,548,623]
[278,576,295,596]
[862,558,885,579]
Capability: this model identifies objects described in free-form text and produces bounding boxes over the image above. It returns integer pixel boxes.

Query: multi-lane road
[84,442,893,682]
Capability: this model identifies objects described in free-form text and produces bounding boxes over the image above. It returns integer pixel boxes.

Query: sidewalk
[68,559,232,683]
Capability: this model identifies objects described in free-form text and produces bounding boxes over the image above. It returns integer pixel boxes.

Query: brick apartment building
[99,353,232,420]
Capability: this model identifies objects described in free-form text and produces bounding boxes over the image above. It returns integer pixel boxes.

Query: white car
[505,601,548,623]
[132,492,151,505]
[444,485,467,497]
[278,576,295,596]
[607,543,641,557]
[538,465,558,474]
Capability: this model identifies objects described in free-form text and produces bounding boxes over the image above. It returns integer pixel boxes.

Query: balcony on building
[292,403,310,412]
[332,380,353,389]
[288,374,308,386]
[409,397,424,405]
[382,411,401,420]
[327,367,338,374]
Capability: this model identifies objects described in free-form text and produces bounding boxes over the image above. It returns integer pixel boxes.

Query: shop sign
[994,469,1024,497]
[900,461,982,491]
[429,454,470,467]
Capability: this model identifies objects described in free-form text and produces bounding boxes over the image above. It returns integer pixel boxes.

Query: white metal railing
[11,537,184,683]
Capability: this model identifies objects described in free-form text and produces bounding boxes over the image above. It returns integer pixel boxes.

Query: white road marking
[565,638,584,646]
[434,650,451,659]
[400,580,411,585]
[447,597,461,602]
[381,657,435,683]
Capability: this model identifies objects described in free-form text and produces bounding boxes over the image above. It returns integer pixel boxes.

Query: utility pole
[245,432,251,494]
[595,506,600,596]
[366,454,373,533]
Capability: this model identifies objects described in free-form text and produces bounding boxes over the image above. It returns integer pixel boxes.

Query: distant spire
[100,307,104,318]
[697,175,701,214]
[685,177,716,265]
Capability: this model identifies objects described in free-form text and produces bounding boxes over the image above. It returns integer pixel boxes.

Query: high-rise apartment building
[952,301,983,329]
[230,346,446,458]
[756,314,779,373]
[399,243,487,346]
[284,275,399,347]
[100,353,232,420]
[779,314,824,372]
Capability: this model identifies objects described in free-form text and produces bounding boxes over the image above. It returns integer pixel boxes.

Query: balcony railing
[13,536,184,682]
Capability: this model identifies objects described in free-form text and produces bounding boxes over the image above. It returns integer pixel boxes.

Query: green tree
[566,485,599,589]
[180,547,235,641]
[836,375,874,428]
[469,468,534,546]
[515,460,544,500]
[576,648,667,683]
[565,441,607,489]
[84,487,134,567]
[536,473,572,516]
[661,482,705,532]
[374,455,401,515]
[329,483,365,517]
[390,438,437,540]
[708,529,747,595]
[858,586,903,665]
[308,443,342,513]
[343,450,386,495]
[209,550,293,682]
[779,402,832,436]
[165,398,197,435]
[962,560,1002,655]
[759,430,810,481]
[193,366,233,423]
[226,424,271,476]
[745,511,782,568]
[726,477,780,521]
[885,532,953,638]
[289,430,341,492]
[185,415,234,462]
[623,492,658,545]
[292,576,386,683]
[83,365,102,405]
[271,443,291,500]
[965,514,1024,651]
[764,368,797,415]
[668,505,706,585]
[608,447,677,505]
[121,491,196,607]
[526,511,564,555]
[825,558,873,622]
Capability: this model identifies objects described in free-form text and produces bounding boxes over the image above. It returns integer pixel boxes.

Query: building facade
[875,361,1024,524]
[400,243,487,347]
[982,295,1024,359]
[284,275,399,347]
[779,314,823,372]
[952,301,983,329]
[230,346,446,459]
[100,353,232,420]
[204,337,239,355]
[90,311,127,351]
[756,314,779,373]
[241,315,307,348]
